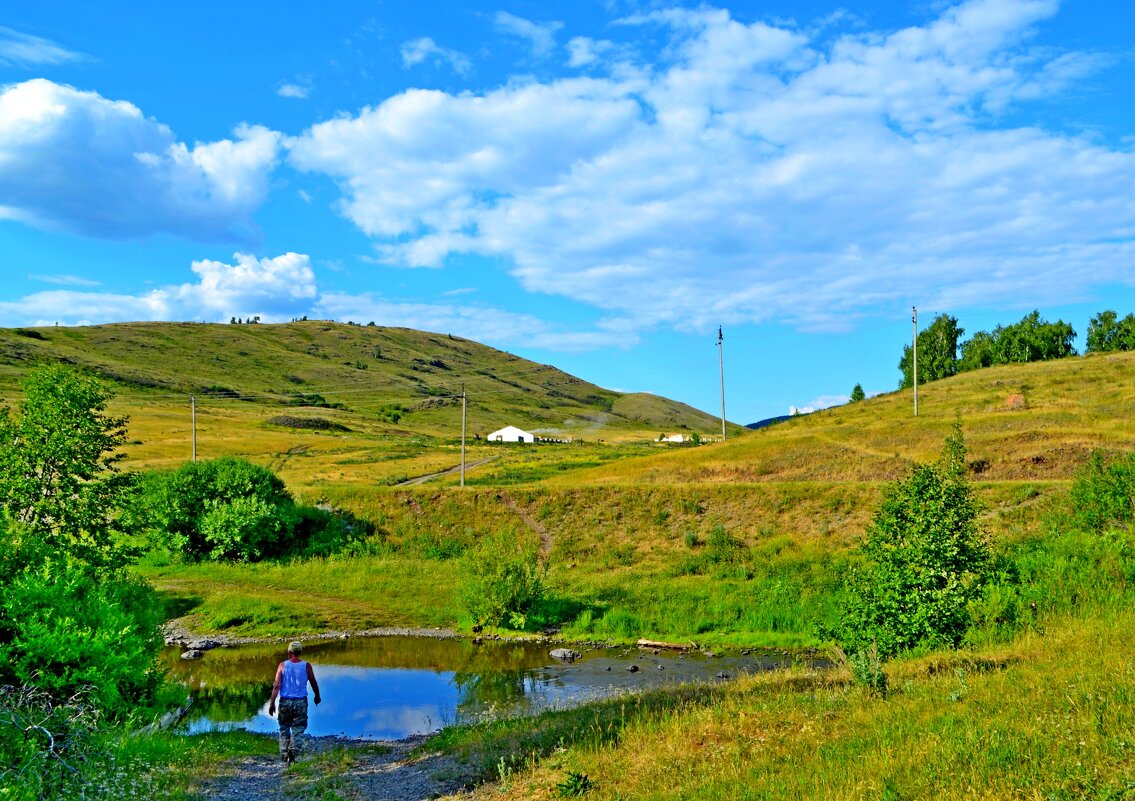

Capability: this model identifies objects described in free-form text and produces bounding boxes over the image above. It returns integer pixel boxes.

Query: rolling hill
[0,321,738,489]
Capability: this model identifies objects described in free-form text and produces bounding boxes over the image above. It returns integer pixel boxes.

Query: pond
[164,636,822,740]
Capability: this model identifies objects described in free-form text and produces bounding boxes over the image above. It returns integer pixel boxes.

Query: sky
[1,0,1132,425]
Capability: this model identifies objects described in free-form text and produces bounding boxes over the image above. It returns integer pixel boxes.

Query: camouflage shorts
[277,697,308,749]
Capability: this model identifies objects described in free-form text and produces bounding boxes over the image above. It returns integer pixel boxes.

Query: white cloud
[400,37,472,75]
[793,394,848,414]
[566,37,623,68]
[29,274,101,287]
[0,253,616,351]
[0,27,86,67]
[0,79,281,240]
[289,80,642,245]
[494,12,564,57]
[0,252,316,325]
[277,82,310,99]
[177,252,318,318]
[288,0,1134,338]
[315,292,631,351]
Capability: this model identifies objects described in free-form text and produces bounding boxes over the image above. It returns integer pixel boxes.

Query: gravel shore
[197,734,473,801]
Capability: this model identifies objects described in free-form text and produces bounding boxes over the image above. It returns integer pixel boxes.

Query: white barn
[488,425,535,443]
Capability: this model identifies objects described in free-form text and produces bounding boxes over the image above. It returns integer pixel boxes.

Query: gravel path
[197,735,474,801]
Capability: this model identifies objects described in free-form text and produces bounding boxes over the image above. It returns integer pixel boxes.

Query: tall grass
[435,609,1135,800]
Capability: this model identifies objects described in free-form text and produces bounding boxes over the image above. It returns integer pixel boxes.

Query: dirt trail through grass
[198,735,470,801]
[396,457,496,486]
[498,491,553,559]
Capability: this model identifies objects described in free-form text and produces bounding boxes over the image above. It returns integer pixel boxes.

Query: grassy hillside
[6,324,1131,645]
[556,349,1135,486]
[0,321,737,489]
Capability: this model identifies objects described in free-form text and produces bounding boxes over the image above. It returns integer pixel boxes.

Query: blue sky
[1,0,1132,425]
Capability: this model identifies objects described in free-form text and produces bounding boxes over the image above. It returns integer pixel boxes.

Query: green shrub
[458,530,546,629]
[839,424,989,658]
[707,524,743,561]
[128,456,293,560]
[128,457,362,562]
[0,565,163,716]
[845,644,888,695]
[1069,450,1135,533]
[557,770,595,797]
[199,494,292,561]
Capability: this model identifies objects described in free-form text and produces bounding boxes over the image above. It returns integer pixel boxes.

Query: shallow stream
[165,636,821,739]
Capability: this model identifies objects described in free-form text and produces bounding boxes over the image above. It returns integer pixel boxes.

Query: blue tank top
[280,660,308,699]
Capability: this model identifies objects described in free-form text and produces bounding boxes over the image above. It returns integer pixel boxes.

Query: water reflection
[165,637,818,739]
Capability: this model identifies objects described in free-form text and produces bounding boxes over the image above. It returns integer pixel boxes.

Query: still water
[165,636,817,740]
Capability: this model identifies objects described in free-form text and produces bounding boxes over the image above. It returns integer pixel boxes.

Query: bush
[0,565,164,716]
[1069,450,1135,533]
[845,643,888,695]
[839,424,989,658]
[127,457,363,562]
[129,456,293,560]
[199,494,293,561]
[458,530,547,629]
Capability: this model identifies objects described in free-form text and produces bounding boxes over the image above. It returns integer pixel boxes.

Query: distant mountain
[746,415,793,430]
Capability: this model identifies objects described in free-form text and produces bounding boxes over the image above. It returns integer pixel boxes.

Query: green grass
[145,555,461,635]
[143,477,1052,646]
[20,729,279,801]
[417,603,1135,801]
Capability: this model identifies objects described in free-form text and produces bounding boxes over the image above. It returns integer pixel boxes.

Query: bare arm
[268,662,285,716]
[307,662,321,705]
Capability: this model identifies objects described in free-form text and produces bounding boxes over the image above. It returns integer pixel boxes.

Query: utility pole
[912,306,918,417]
[717,326,726,441]
[190,394,197,462]
[460,384,467,488]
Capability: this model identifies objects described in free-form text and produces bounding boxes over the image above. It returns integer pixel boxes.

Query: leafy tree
[959,310,1076,371]
[958,330,997,372]
[128,456,360,561]
[0,365,165,727]
[993,310,1076,363]
[0,364,132,570]
[1086,310,1135,353]
[850,383,865,402]
[898,314,964,389]
[840,424,989,657]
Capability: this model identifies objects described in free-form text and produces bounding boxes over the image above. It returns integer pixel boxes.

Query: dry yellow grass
[553,351,1135,488]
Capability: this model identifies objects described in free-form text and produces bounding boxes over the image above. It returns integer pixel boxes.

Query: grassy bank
[145,478,1053,647]
[430,608,1135,800]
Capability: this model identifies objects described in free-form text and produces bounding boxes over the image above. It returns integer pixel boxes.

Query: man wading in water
[268,641,322,764]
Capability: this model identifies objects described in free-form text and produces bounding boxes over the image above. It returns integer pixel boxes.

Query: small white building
[488,425,535,443]
[657,433,689,443]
